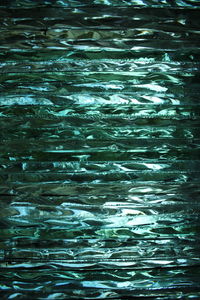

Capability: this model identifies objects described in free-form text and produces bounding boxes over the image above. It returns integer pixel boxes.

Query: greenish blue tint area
[0,0,200,299]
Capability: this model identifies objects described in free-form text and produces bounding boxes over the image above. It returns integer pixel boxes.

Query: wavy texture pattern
[0,0,200,299]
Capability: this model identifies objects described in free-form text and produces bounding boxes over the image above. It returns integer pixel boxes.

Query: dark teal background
[0,0,200,299]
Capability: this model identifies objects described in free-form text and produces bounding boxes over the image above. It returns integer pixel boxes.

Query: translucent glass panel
[0,0,200,299]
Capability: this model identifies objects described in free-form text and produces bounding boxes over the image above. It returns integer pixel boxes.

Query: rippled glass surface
[0,0,200,299]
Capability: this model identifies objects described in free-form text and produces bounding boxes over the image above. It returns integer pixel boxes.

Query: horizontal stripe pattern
[1,0,200,8]
[0,1,200,299]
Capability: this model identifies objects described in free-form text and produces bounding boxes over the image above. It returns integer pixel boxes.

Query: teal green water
[0,0,200,299]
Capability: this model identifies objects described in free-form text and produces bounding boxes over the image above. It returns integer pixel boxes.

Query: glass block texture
[0,0,200,299]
